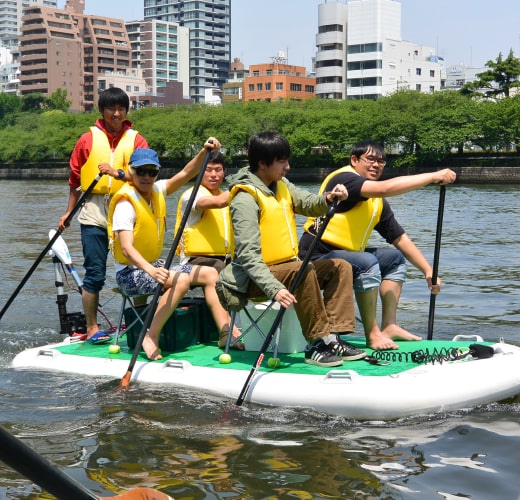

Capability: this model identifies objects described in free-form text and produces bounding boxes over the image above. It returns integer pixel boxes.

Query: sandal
[86,331,112,345]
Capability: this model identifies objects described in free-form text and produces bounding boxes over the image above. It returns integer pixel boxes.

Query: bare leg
[142,272,191,360]
[356,288,398,350]
[380,279,422,341]
[189,266,241,341]
[83,289,100,339]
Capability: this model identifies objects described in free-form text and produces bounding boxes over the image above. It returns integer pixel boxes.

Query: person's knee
[353,263,381,292]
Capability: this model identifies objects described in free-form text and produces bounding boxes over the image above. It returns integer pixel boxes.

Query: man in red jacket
[57,87,148,344]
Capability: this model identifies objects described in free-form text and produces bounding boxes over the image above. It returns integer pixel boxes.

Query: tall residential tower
[144,0,231,103]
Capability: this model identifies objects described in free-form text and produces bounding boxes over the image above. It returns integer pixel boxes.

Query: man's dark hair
[247,131,290,172]
[350,140,386,160]
[208,150,226,167]
[98,87,130,113]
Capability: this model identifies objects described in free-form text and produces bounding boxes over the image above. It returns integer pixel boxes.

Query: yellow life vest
[175,186,233,257]
[230,181,298,265]
[80,126,137,195]
[303,166,383,252]
[108,183,166,265]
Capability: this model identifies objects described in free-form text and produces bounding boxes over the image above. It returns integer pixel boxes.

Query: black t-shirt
[298,170,405,259]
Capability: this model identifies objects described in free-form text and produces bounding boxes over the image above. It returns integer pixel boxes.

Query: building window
[416,68,422,76]
[416,84,421,91]
[257,83,262,91]
[429,86,435,92]
[253,70,259,76]
[276,82,283,90]
[126,85,131,92]
[248,84,254,91]
[265,82,271,90]
[430,70,435,77]
[290,83,302,92]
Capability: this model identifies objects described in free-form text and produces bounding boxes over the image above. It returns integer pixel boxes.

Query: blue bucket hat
[129,148,161,168]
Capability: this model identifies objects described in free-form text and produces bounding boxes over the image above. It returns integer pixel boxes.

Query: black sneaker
[330,334,367,361]
[305,339,343,367]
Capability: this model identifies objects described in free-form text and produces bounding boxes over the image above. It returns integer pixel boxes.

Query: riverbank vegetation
[2,76,520,170]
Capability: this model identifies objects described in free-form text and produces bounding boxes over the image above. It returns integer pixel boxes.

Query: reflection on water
[0,180,519,499]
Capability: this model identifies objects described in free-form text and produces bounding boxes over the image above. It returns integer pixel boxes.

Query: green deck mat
[54,337,490,377]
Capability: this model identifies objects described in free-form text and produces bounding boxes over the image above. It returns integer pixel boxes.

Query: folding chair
[222,299,306,356]
[112,288,151,347]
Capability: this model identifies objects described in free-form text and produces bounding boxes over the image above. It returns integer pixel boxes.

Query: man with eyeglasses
[108,142,233,360]
[299,139,456,351]
[57,87,149,345]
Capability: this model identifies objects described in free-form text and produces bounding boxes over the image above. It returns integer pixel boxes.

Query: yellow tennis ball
[268,357,281,368]
[219,353,232,364]
[108,344,121,354]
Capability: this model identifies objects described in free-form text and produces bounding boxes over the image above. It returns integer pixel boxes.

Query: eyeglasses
[134,168,159,178]
[361,155,386,166]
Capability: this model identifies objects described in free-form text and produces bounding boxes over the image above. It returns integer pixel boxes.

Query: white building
[0,0,57,47]
[126,19,190,100]
[315,0,443,100]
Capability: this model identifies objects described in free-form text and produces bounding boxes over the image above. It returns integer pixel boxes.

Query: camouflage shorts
[116,261,193,297]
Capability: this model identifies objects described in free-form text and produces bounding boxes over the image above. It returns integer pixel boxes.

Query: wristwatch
[116,169,125,180]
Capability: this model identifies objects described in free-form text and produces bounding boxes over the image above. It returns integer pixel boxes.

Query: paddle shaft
[120,146,213,388]
[427,185,446,340]
[0,174,103,321]
[0,425,97,499]
[236,200,339,406]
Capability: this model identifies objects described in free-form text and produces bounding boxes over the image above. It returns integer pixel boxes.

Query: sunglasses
[134,168,159,178]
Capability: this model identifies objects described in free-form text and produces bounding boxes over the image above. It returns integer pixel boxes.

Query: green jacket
[218,167,330,302]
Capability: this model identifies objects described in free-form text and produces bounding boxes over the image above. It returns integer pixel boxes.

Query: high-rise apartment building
[19,4,131,111]
[144,0,231,103]
[0,0,56,48]
[126,18,189,100]
[315,0,442,100]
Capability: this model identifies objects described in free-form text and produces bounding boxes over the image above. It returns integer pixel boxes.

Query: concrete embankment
[2,162,520,184]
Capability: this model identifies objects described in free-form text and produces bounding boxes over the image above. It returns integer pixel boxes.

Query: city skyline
[59,0,520,70]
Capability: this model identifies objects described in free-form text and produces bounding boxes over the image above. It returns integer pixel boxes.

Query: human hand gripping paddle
[235,198,340,406]
[119,143,213,389]
[427,184,446,340]
[0,173,103,321]
[0,424,172,500]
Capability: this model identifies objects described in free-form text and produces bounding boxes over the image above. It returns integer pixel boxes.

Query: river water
[0,180,519,499]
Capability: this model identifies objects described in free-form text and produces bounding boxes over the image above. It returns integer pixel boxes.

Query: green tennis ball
[219,353,232,364]
[268,357,281,368]
[108,344,121,354]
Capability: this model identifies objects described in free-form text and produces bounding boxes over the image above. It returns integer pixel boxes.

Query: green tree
[462,49,520,98]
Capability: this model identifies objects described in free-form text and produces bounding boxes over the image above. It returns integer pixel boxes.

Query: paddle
[236,199,339,406]
[0,173,103,321]
[427,184,446,340]
[119,144,213,388]
[0,424,171,500]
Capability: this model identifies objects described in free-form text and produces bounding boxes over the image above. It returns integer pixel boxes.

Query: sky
[58,0,520,70]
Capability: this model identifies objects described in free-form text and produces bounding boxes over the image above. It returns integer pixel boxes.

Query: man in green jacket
[217,131,365,367]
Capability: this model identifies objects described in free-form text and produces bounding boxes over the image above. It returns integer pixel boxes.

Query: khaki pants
[246,258,355,343]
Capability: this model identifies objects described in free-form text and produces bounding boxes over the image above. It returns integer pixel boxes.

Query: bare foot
[366,330,399,350]
[383,324,422,342]
[142,335,163,361]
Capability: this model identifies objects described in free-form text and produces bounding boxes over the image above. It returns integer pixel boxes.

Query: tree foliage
[462,49,520,98]
[0,82,519,166]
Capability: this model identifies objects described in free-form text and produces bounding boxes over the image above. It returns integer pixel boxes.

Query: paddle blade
[104,487,172,500]
[49,230,73,265]
[119,370,132,389]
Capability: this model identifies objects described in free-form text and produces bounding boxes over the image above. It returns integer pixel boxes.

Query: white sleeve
[112,200,136,232]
